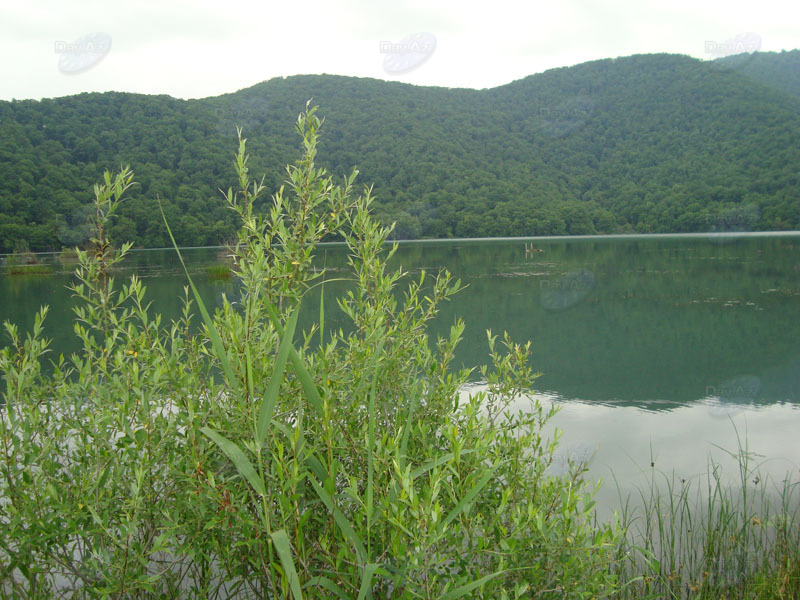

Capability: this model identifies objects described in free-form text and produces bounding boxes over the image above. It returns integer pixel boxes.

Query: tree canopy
[1,51,798,251]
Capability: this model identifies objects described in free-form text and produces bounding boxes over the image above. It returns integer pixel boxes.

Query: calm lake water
[2,233,799,516]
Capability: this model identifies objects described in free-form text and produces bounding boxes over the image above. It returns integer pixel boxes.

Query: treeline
[1,50,799,251]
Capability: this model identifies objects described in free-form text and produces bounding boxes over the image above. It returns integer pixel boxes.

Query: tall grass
[612,426,800,599]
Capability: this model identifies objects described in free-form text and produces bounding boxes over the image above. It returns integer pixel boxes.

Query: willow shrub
[0,104,623,599]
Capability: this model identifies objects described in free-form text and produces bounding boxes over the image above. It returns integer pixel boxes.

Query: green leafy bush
[1,104,620,598]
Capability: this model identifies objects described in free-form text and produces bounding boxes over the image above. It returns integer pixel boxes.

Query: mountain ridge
[1,51,798,251]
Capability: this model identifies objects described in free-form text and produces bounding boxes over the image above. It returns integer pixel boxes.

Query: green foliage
[1,52,799,252]
[205,265,233,280]
[57,247,80,265]
[0,105,622,598]
[716,48,800,99]
[2,103,799,599]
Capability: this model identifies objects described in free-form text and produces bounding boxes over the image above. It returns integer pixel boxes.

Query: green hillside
[715,49,800,99]
[1,51,798,251]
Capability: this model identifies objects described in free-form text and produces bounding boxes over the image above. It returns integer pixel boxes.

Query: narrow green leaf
[633,544,661,574]
[265,300,323,416]
[318,279,325,345]
[366,337,386,534]
[271,529,304,600]
[245,338,254,402]
[441,572,502,600]
[244,290,256,407]
[442,465,498,528]
[309,477,366,563]
[305,455,328,483]
[256,303,300,444]
[399,378,422,469]
[357,563,380,600]
[410,449,476,481]
[201,427,266,497]
[306,576,348,599]
[159,201,238,391]
[96,464,111,490]
[387,448,478,510]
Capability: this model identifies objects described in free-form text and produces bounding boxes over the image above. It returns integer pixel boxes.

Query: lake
[2,233,799,517]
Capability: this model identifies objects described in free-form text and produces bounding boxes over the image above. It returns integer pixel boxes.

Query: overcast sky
[1,0,797,101]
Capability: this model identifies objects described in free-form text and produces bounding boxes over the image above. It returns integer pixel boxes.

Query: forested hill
[715,49,800,99]
[1,51,799,251]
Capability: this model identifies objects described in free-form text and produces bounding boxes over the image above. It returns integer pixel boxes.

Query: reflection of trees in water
[407,237,800,408]
[2,238,799,411]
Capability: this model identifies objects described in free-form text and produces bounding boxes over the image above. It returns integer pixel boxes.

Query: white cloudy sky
[1,0,798,101]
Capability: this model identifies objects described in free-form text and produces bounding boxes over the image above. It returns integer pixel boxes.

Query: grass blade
[245,344,254,408]
[310,477,367,563]
[159,200,239,391]
[319,278,325,346]
[442,465,498,528]
[305,455,328,482]
[441,572,502,600]
[201,426,266,497]
[256,303,300,444]
[357,563,380,600]
[399,379,422,470]
[366,338,387,538]
[271,529,304,600]
[306,576,348,599]
[264,300,323,416]
[410,449,476,481]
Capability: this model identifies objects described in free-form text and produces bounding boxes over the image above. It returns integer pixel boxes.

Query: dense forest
[1,50,799,251]
[716,48,800,99]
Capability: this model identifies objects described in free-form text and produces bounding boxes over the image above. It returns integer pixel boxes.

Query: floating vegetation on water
[7,264,53,276]
[4,248,53,276]
[205,264,232,279]
[57,247,81,264]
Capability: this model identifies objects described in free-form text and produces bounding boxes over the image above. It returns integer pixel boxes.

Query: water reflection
[539,267,595,311]
[2,234,799,411]
[460,383,800,520]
